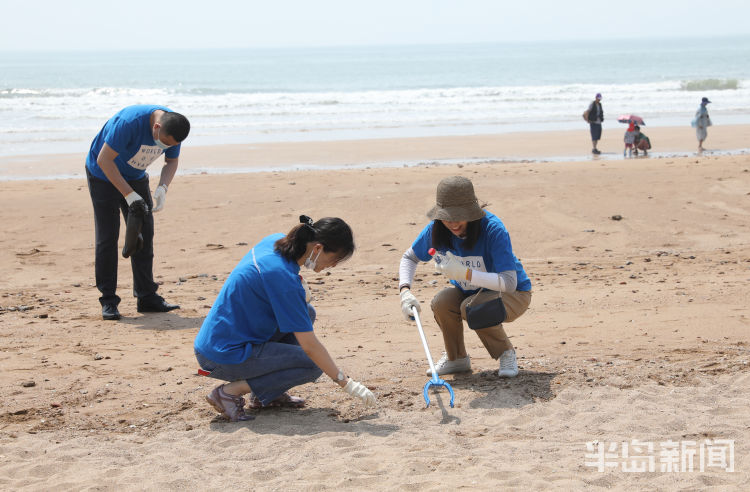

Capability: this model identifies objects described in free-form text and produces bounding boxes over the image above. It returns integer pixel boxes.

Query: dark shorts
[589,123,602,141]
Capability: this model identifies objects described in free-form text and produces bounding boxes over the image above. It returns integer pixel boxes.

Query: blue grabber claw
[423,377,455,408]
[412,306,456,408]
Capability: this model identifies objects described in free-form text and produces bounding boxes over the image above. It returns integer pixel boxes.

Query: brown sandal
[247,392,305,409]
[206,384,255,422]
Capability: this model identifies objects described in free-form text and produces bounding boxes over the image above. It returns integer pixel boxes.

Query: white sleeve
[398,248,419,290]
[470,270,517,293]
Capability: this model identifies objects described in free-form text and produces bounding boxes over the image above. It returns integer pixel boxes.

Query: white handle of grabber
[412,306,439,380]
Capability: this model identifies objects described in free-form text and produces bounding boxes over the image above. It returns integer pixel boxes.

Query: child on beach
[623,121,636,157]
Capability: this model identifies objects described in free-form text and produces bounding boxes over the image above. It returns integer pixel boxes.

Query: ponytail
[275,215,354,262]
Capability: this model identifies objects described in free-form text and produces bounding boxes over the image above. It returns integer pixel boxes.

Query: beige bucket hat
[426,176,485,222]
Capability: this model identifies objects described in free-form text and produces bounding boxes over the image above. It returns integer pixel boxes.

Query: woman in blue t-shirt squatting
[194,216,376,422]
[399,176,532,379]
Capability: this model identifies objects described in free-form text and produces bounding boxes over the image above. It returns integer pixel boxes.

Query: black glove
[122,198,149,258]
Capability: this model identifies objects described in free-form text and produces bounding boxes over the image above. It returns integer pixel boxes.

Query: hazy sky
[1,0,747,51]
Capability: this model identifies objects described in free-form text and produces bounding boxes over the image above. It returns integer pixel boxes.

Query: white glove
[152,184,167,213]
[124,191,144,206]
[300,276,312,302]
[435,251,469,281]
[343,378,376,407]
[400,289,420,321]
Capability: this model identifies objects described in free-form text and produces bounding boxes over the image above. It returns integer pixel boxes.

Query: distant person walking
[584,93,604,154]
[692,97,712,152]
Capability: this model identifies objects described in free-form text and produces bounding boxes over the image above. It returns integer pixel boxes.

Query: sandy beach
[1,126,750,490]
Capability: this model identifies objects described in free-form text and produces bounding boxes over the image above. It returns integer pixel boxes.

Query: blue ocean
[1,36,749,157]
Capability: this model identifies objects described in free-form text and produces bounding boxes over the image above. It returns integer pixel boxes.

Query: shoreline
[1,124,749,181]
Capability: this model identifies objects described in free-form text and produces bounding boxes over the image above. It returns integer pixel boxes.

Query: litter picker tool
[411,306,455,408]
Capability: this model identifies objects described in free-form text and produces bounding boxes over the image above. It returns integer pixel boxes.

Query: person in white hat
[398,176,532,378]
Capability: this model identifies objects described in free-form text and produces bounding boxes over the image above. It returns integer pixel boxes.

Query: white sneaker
[498,349,518,378]
[427,353,471,376]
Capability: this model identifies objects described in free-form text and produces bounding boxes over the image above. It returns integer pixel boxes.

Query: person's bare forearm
[97,157,133,197]
[295,331,347,387]
[96,143,134,198]
[159,158,179,188]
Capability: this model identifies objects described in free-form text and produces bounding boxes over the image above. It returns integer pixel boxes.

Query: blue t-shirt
[194,233,313,364]
[85,105,181,181]
[412,211,532,293]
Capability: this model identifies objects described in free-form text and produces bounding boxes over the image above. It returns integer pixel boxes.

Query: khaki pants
[430,287,532,360]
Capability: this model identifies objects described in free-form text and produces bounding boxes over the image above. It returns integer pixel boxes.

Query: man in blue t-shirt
[85,105,190,320]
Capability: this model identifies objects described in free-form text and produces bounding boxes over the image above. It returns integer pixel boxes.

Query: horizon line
[1,33,749,54]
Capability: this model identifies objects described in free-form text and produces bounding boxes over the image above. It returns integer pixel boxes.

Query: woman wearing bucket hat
[398,176,532,378]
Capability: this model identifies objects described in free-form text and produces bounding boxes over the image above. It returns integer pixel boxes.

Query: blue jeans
[195,304,322,406]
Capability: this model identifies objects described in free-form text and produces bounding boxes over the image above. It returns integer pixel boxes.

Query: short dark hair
[275,217,355,263]
[431,219,482,251]
[160,112,190,142]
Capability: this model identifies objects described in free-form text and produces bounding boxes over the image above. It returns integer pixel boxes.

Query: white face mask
[153,128,171,151]
[303,249,322,271]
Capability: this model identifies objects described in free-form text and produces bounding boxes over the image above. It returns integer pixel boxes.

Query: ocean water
[1,36,749,157]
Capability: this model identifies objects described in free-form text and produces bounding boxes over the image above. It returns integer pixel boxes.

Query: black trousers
[86,169,158,306]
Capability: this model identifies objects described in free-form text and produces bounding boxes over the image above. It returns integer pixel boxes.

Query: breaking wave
[681,79,739,91]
